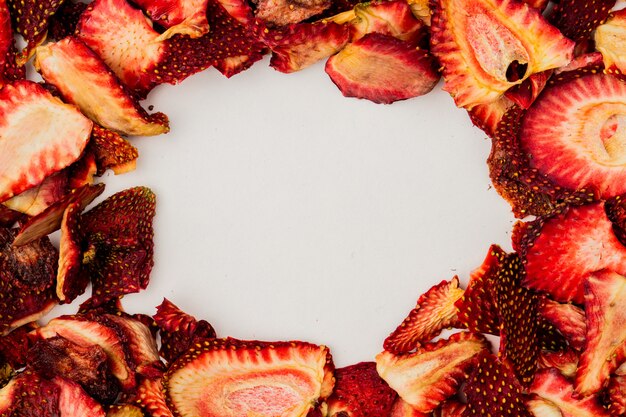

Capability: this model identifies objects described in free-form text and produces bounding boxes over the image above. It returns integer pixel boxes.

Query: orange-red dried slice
[608,374,626,416]
[538,298,586,351]
[389,397,430,417]
[0,80,92,204]
[536,348,579,378]
[89,126,139,176]
[595,10,626,79]
[350,0,425,43]
[133,0,210,38]
[430,0,574,109]
[107,404,146,417]
[54,376,107,416]
[57,203,87,303]
[137,377,175,417]
[467,96,514,138]
[165,338,334,417]
[2,171,69,216]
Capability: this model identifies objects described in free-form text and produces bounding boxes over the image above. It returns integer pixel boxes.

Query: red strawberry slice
[107,404,146,417]
[595,10,626,79]
[531,368,611,417]
[326,362,397,417]
[576,270,626,396]
[68,151,97,189]
[54,376,107,416]
[519,73,626,198]
[133,0,210,38]
[3,171,69,216]
[0,80,92,204]
[517,202,626,304]
[608,374,626,416]
[430,0,574,109]
[34,37,170,137]
[136,377,175,417]
[164,338,335,417]
[48,0,88,41]
[325,33,439,104]
[266,21,350,73]
[384,277,464,354]
[376,332,490,413]
[548,0,615,43]
[439,400,466,417]
[538,298,586,351]
[255,0,330,26]
[349,0,425,43]
[536,348,579,378]
[0,0,19,83]
[89,125,139,175]
[504,70,551,109]
[0,321,37,369]
[389,397,431,417]
[467,96,515,138]
[0,370,62,416]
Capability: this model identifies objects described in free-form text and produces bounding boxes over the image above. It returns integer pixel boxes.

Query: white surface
[66,57,515,367]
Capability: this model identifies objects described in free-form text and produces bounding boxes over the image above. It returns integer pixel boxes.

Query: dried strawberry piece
[388,397,431,417]
[467,96,514,139]
[536,348,579,378]
[538,298,586,351]
[0,322,37,369]
[266,21,349,73]
[255,0,330,26]
[133,0,210,38]
[2,171,69,217]
[516,202,626,304]
[608,374,626,416]
[606,193,626,247]
[0,80,92,204]
[67,150,97,189]
[0,0,23,83]
[0,370,62,416]
[107,404,146,417]
[384,277,464,354]
[576,271,626,396]
[35,37,169,136]
[430,0,574,109]
[326,33,439,104]
[350,0,425,44]
[326,362,397,417]
[0,205,22,228]
[548,0,615,43]
[503,70,551,109]
[48,0,88,41]
[462,352,532,417]
[165,338,334,417]
[89,126,139,176]
[376,332,490,413]
[136,377,174,417]
[594,10,626,80]
[0,275,56,336]
[439,400,466,417]
[54,376,107,416]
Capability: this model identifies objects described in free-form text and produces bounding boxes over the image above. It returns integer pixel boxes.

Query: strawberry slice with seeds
[430,0,574,109]
[255,0,330,26]
[35,37,169,136]
[538,298,586,351]
[54,376,107,416]
[164,338,334,417]
[376,332,490,413]
[439,400,466,417]
[0,321,37,369]
[136,377,175,417]
[326,33,439,104]
[350,0,425,44]
[384,277,464,354]
[594,10,626,79]
[48,0,88,41]
[503,70,551,109]
[517,202,626,304]
[68,151,97,189]
[133,0,210,38]
[3,171,69,217]
[467,96,515,138]
[536,348,579,378]
[0,0,23,83]
[326,362,397,417]
[0,370,62,416]
[547,0,615,43]
[576,270,626,396]
[89,125,139,176]
[0,80,92,204]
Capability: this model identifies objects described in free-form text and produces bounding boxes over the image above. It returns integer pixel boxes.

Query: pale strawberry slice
[255,0,330,26]
[575,271,626,396]
[517,203,626,304]
[389,397,431,417]
[34,37,169,137]
[538,298,586,351]
[0,80,92,203]
[595,10,626,79]
[376,332,490,413]
[266,21,349,73]
[430,0,574,109]
[467,96,515,138]
[326,33,439,104]
[530,369,611,417]
[548,0,615,43]
[525,396,565,417]
[536,348,579,378]
[349,0,425,43]
[89,125,139,175]
[384,277,464,354]
[2,171,69,216]
[164,338,334,417]
[136,377,175,417]
[133,0,210,38]
[407,0,430,26]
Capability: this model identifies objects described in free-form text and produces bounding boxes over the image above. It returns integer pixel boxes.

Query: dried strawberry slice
[608,374,626,416]
[266,21,349,73]
[376,332,490,413]
[165,338,334,417]
[595,10,626,80]
[467,96,514,138]
[430,0,574,109]
[388,397,431,417]
[54,376,107,416]
[517,202,626,304]
[255,0,330,26]
[538,298,586,351]
[326,33,439,104]
[0,0,22,83]
[439,400,466,417]
[48,0,88,41]
[136,377,175,417]
[89,126,139,176]
[3,171,69,217]
[0,205,22,228]
[0,80,92,203]
[107,404,146,417]
[384,277,464,354]
[0,322,37,369]
[503,70,551,109]
[326,362,397,417]
[575,270,626,396]
[350,0,425,44]
[536,348,579,378]
[133,0,210,38]
[548,0,615,43]
[462,352,532,417]
[0,370,62,416]
[35,37,169,136]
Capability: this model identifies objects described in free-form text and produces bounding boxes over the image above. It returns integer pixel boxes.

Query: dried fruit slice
[538,298,586,351]
[389,397,430,417]
[89,126,139,175]
[0,321,37,369]
[326,362,397,417]
[376,332,490,413]
[439,400,466,417]
[0,370,61,416]
[467,95,515,138]
[34,37,169,136]
[536,348,579,378]
[525,396,563,417]
[548,0,615,43]
[608,374,626,416]
[384,277,464,354]
[54,376,107,416]
[350,0,425,43]
[517,203,626,304]
[133,0,210,38]
[326,33,439,104]
[3,171,69,216]
[595,10,626,78]
[0,80,92,203]
[136,377,175,417]
[165,338,334,417]
[519,73,626,198]
[0,228,57,291]
[575,270,626,396]
[430,0,574,109]
[255,0,330,26]
[108,404,146,417]
[504,70,551,109]
[48,0,88,41]
[0,0,11,79]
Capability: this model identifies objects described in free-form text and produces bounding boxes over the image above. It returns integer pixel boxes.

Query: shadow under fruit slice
[164,338,334,417]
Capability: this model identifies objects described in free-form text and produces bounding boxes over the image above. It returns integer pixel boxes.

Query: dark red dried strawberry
[469,96,512,138]
[439,400,466,417]
[48,0,88,41]
[89,126,138,176]
[548,0,615,43]
[133,0,210,38]
[54,376,107,416]
[0,370,62,416]
[326,362,397,417]
[538,298,586,351]
[0,322,37,369]
[3,171,69,217]
[0,205,22,228]
[608,373,626,416]
[67,150,97,189]
[0,0,23,83]
[503,70,551,109]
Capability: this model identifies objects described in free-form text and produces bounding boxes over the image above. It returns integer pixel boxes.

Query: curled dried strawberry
[0,370,62,416]
[349,0,425,44]
[538,298,586,351]
[536,348,579,378]
[0,229,57,292]
[89,126,139,176]
[133,0,210,38]
[3,171,69,217]
[0,321,37,369]
[136,377,175,417]
[48,0,88,41]
[255,0,330,26]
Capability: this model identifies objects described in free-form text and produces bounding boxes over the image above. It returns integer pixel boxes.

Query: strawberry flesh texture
[604,192,626,247]
[107,404,146,417]
[89,125,139,176]
[255,0,330,26]
[548,0,616,43]
[349,0,426,44]
[504,70,551,110]
[595,10,626,82]
[54,377,106,416]
[132,0,210,38]
[538,298,586,351]
[536,348,579,378]
[608,374,626,416]
[3,170,69,217]
[136,377,175,417]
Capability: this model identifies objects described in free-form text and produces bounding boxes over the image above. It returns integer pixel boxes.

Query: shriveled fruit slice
[406,0,429,25]
[107,404,146,417]
[525,396,564,417]
[0,321,37,369]
[517,202,626,304]
[137,377,175,417]
[439,400,466,417]
[266,22,349,73]
[326,362,397,417]
[536,348,579,378]
[595,10,626,78]
[34,37,169,136]
[0,370,62,416]
[133,0,210,38]
[54,377,107,416]
[519,73,626,198]
[503,70,551,109]
[326,33,439,104]
[376,332,490,413]
[575,271,626,396]
[89,126,139,175]
[384,277,464,354]
[0,80,92,203]
[608,374,626,416]
[165,338,334,417]
[255,0,330,26]
[3,171,69,216]
[350,0,425,43]
[48,0,88,41]
[430,0,574,109]
[538,298,586,351]
[389,397,430,417]
[68,150,97,189]
[531,369,610,417]
[467,95,515,138]
[462,352,532,417]
[548,0,615,43]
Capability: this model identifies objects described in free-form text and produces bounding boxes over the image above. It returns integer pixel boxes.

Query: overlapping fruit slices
[0,0,625,415]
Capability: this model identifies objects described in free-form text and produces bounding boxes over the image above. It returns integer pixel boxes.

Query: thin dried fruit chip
[89,126,139,176]
[0,80,92,204]
[538,298,586,351]
[536,348,579,378]
[164,338,334,417]
[430,0,574,109]
[548,0,615,43]
[376,332,490,413]
[3,171,69,217]
[517,202,626,304]
[133,0,210,38]
[595,10,626,78]
[0,322,37,369]
[608,374,626,416]
[34,37,170,136]
[0,370,62,416]
[325,33,439,104]
[54,376,107,416]
[326,362,397,417]
[48,0,88,41]
[136,377,175,417]
[384,277,464,354]
[575,270,626,396]
[57,203,87,303]
[389,397,431,417]
[350,0,425,43]
[255,0,330,26]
